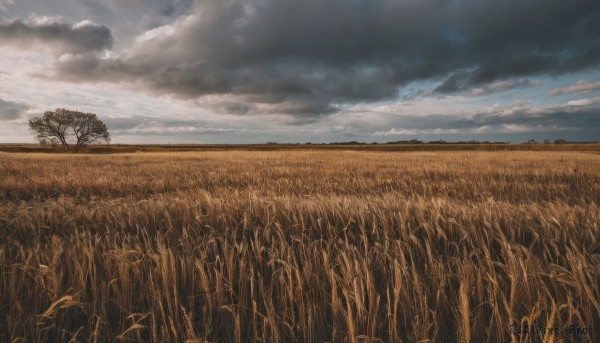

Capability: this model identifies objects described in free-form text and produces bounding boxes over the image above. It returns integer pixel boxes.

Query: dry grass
[0,150,599,342]
[1,143,600,154]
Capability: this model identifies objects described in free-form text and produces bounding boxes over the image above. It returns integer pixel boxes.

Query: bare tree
[29,108,110,151]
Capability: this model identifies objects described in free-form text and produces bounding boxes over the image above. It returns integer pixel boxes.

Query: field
[2,143,600,154]
[1,149,599,342]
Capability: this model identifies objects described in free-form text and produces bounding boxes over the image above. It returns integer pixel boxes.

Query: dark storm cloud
[53,0,600,117]
[0,98,28,120]
[156,0,195,17]
[0,17,112,53]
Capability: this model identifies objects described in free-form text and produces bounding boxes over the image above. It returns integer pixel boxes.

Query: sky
[1,0,599,144]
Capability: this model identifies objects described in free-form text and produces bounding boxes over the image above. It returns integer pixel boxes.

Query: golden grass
[1,150,599,342]
[1,143,600,154]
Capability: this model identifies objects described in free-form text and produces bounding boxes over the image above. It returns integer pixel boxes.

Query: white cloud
[26,15,64,26]
[373,128,462,136]
[550,80,600,96]
[467,79,534,97]
[72,19,101,29]
[135,23,176,44]
[563,96,600,107]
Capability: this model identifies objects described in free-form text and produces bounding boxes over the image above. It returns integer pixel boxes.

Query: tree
[29,108,110,151]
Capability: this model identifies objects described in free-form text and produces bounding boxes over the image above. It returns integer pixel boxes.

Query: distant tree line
[324,140,510,145]
[524,138,596,144]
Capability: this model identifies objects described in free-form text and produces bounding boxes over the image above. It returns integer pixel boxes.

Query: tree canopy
[28,108,110,151]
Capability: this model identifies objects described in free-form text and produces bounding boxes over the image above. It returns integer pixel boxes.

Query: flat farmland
[1,150,599,342]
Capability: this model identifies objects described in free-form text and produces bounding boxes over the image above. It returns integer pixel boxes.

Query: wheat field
[1,150,599,342]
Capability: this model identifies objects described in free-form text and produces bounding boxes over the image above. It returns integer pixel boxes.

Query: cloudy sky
[1,0,599,143]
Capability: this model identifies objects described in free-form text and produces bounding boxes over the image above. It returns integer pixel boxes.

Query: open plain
[1,148,599,342]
